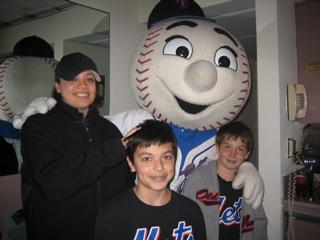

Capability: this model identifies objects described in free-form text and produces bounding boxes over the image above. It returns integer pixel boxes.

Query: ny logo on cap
[176,0,190,8]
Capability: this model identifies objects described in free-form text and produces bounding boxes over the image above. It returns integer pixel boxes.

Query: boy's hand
[232,162,264,209]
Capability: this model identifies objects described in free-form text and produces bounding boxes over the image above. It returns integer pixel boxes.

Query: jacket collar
[55,99,98,122]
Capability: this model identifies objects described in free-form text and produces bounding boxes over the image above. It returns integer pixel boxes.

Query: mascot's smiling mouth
[175,96,208,114]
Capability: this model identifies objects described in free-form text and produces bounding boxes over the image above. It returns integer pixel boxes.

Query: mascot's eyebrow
[214,27,238,47]
[165,35,188,42]
[166,20,198,30]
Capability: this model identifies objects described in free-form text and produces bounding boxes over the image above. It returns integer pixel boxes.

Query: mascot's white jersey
[108,18,251,191]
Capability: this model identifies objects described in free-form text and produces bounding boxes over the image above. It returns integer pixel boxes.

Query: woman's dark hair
[126,119,177,161]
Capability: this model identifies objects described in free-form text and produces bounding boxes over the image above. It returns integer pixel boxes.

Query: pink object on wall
[296,1,320,124]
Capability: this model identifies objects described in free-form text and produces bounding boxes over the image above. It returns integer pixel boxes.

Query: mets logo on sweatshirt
[196,189,243,225]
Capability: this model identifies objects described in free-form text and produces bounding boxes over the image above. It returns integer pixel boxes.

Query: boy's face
[216,136,250,172]
[127,143,176,194]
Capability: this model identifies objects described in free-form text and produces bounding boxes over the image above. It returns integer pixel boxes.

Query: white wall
[256,0,304,239]
[256,1,282,237]
[277,1,305,176]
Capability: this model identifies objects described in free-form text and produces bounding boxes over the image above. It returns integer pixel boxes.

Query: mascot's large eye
[214,46,238,71]
[163,35,192,59]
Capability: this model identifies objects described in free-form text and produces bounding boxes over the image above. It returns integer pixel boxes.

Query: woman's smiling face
[55,70,96,115]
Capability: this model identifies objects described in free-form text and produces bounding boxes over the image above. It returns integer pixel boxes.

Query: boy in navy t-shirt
[95,119,207,240]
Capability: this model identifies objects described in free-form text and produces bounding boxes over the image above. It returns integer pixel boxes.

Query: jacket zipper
[97,180,102,210]
[82,116,101,208]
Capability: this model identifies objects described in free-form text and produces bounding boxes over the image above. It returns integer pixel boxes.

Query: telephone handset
[287,84,308,121]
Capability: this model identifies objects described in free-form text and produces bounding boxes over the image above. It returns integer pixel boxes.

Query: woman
[20,52,134,240]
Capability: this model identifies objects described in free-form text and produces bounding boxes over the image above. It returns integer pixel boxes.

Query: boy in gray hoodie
[182,121,268,240]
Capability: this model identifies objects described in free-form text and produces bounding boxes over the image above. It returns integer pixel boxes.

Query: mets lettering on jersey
[133,221,195,240]
[219,196,242,225]
[196,189,243,225]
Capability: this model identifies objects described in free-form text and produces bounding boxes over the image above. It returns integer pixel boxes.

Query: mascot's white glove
[232,162,264,209]
[13,97,57,129]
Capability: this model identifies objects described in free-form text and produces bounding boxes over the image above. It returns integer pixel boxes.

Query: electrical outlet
[287,138,296,158]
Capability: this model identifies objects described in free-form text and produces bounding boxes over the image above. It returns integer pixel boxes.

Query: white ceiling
[0,0,110,48]
[0,0,75,29]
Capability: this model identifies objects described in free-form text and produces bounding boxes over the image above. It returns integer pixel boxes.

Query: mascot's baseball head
[0,36,56,122]
[129,0,251,130]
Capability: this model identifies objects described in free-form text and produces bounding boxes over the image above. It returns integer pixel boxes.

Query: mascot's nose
[184,60,217,92]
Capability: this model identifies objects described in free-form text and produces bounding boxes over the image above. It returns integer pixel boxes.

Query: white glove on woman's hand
[232,162,264,209]
[13,97,57,129]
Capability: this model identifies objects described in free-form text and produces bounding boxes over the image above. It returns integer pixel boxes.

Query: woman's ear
[54,82,60,93]
[126,157,136,173]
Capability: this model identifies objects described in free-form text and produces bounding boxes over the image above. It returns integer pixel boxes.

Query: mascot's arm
[12,96,154,136]
[232,162,264,209]
[13,97,57,129]
[106,109,154,135]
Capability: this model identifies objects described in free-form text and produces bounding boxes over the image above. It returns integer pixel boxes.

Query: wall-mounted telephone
[287,84,308,121]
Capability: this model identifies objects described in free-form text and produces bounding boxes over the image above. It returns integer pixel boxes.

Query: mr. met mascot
[0,36,56,172]
[14,0,264,208]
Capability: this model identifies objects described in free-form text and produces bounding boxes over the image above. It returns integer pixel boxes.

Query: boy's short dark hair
[216,121,254,153]
[126,120,177,161]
